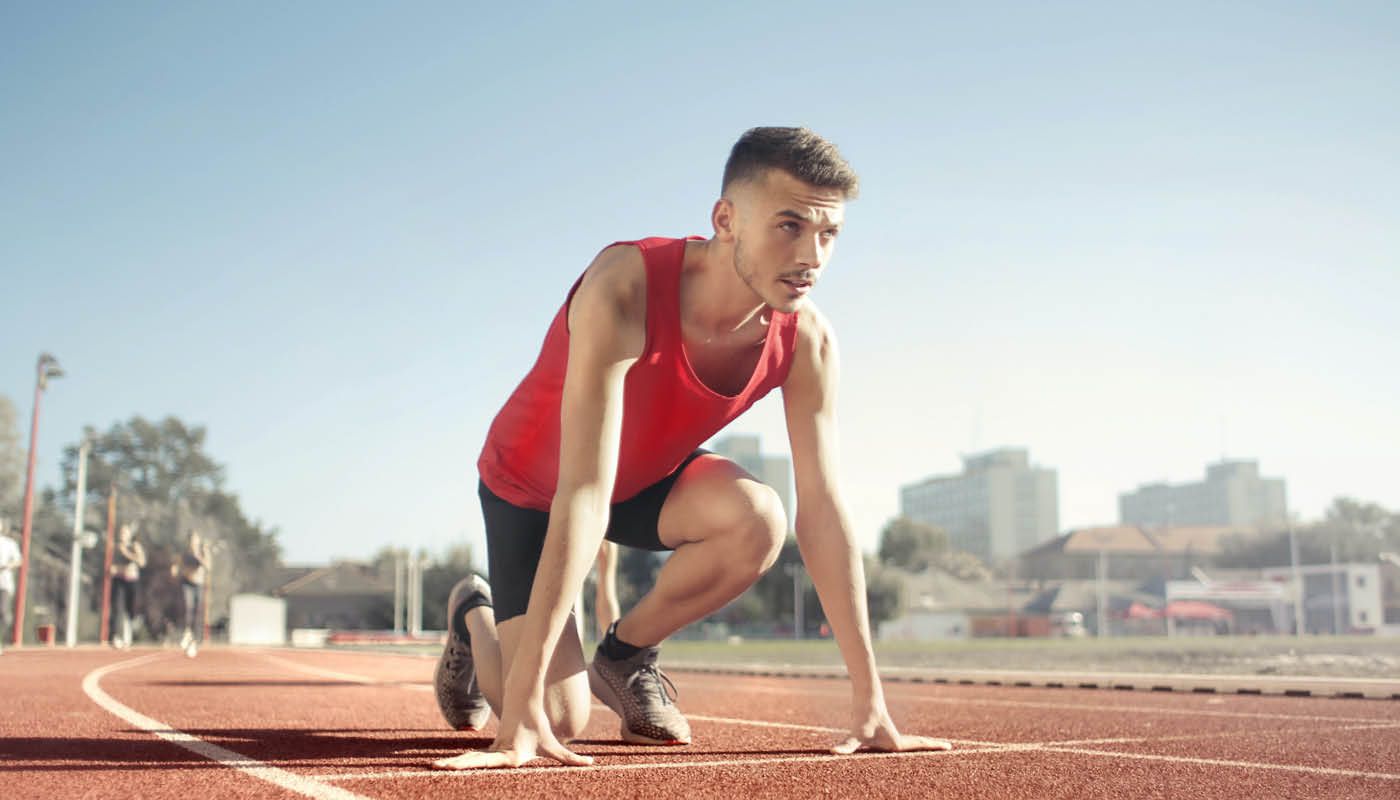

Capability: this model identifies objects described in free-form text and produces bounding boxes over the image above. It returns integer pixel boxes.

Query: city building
[1119,459,1287,529]
[709,433,793,528]
[900,448,1059,563]
[1260,562,1386,635]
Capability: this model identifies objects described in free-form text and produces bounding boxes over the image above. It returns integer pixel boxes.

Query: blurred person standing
[172,530,211,657]
[0,517,20,655]
[109,522,146,649]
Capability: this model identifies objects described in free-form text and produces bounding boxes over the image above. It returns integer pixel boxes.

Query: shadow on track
[0,731,495,771]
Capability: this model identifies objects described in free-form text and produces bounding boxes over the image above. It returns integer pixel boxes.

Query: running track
[3,647,1399,799]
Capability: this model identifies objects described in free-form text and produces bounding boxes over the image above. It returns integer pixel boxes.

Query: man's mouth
[780,277,813,295]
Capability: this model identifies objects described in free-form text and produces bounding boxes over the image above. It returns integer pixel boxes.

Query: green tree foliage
[53,416,283,641]
[878,517,949,571]
[1215,497,1399,569]
[421,543,478,631]
[0,394,23,517]
[863,554,905,629]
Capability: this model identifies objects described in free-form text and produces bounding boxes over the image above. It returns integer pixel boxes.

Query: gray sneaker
[588,640,691,745]
[434,575,492,731]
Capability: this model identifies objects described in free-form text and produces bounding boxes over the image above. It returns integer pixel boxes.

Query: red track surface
[3,646,1398,799]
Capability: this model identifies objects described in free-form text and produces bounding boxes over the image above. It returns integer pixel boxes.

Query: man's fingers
[431,750,523,771]
[899,735,953,752]
[831,737,863,755]
[541,739,594,767]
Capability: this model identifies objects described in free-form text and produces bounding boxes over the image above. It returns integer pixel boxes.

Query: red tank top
[477,236,800,510]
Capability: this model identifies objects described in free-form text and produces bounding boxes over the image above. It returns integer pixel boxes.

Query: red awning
[1165,600,1234,621]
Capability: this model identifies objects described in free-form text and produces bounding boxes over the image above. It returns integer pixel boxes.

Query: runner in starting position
[433,126,952,769]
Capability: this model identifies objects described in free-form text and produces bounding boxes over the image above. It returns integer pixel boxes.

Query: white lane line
[324,748,967,781]
[677,676,1400,725]
[81,653,371,800]
[1036,745,1400,781]
[260,654,433,692]
[685,713,1005,748]
[262,652,1400,784]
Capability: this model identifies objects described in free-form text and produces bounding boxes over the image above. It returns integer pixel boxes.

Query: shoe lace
[624,663,679,707]
[444,638,470,678]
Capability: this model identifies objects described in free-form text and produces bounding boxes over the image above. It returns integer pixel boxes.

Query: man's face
[721,169,845,314]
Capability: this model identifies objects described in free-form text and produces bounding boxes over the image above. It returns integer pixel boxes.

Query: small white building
[1260,563,1385,635]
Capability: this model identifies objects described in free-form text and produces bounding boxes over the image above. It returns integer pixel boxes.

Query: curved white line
[81,653,370,800]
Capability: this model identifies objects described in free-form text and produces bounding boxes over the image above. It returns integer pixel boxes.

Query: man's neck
[683,238,768,338]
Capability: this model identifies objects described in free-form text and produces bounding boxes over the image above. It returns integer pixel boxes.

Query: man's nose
[797,233,823,267]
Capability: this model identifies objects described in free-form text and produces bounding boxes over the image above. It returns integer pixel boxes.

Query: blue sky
[3,2,1397,564]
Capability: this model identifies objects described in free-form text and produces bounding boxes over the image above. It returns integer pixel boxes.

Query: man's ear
[711,197,737,243]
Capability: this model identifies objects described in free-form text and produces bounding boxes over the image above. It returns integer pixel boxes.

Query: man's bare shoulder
[567,243,648,357]
[791,301,838,363]
[574,243,647,321]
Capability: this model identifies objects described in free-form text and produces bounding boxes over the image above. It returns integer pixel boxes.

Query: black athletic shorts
[480,449,710,623]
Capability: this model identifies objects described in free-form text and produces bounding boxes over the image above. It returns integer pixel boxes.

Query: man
[434,127,951,770]
[0,518,20,654]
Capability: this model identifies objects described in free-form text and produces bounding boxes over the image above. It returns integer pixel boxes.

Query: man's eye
[780,221,799,232]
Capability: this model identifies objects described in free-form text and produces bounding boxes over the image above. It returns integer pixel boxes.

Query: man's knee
[729,481,787,576]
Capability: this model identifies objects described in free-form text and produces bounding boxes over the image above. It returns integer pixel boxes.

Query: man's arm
[437,245,646,770]
[783,306,951,754]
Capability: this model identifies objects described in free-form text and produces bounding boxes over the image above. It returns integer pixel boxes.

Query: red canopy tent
[1164,600,1234,621]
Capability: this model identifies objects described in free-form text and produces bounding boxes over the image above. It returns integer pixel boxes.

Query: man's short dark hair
[722,127,859,199]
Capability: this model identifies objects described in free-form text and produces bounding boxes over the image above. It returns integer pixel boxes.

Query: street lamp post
[1287,514,1305,637]
[1329,528,1343,636]
[64,439,92,647]
[13,353,63,646]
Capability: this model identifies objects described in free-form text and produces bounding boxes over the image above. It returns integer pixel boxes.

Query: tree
[0,394,23,519]
[878,517,948,571]
[1215,497,1399,569]
[54,416,283,641]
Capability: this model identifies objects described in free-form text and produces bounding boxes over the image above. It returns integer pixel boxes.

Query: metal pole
[1288,517,1304,636]
[393,552,404,635]
[13,362,48,645]
[99,486,115,645]
[793,565,803,640]
[413,553,427,637]
[407,554,420,638]
[1096,549,1108,638]
[65,440,91,647]
[1330,530,1343,635]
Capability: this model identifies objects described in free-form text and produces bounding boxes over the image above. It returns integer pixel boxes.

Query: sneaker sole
[587,662,690,746]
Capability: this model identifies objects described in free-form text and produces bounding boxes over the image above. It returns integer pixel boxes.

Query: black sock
[451,582,492,643]
[601,622,643,660]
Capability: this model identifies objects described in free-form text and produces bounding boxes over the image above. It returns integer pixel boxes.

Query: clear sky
[3,2,1397,565]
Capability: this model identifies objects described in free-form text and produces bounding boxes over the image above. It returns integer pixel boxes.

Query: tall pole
[1096,549,1109,639]
[785,564,804,640]
[65,440,91,648]
[99,485,116,645]
[393,551,405,635]
[13,353,62,646]
[1330,529,1343,635]
[1288,516,1305,637]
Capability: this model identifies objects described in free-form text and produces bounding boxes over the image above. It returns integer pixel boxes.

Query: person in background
[0,517,21,655]
[172,529,211,657]
[110,522,146,649]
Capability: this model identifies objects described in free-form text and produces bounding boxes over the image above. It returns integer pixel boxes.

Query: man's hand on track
[432,704,593,771]
[831,706,952,755]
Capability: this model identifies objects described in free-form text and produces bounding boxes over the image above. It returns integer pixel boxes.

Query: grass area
[658,636,1400,678]
[329,635,1400,678]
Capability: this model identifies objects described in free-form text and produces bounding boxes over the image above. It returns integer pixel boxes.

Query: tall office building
[710,433,793,529]
[899,448,1060,563]
[1119,459,1287,529]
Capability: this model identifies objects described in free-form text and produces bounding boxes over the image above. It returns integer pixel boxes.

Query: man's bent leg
[615,455,786,647]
